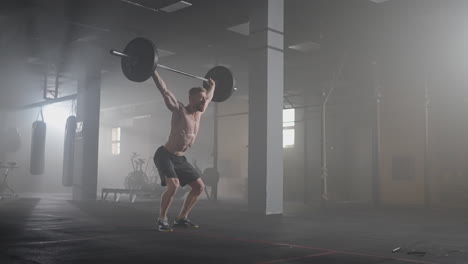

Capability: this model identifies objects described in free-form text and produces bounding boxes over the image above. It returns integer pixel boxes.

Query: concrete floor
[0,194,467,264]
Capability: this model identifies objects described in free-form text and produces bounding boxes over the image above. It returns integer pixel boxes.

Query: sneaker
[173,218,199,228]
[157,219,173,232]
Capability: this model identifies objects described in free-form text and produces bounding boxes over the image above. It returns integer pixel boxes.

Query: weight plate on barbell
[204,66,235,102]
[122,37,159,82]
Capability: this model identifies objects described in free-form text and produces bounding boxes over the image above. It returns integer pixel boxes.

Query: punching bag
[62,116,77,186]
[30,121,46,175]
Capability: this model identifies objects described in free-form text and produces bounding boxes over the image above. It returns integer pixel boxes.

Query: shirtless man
[152,70,215,232]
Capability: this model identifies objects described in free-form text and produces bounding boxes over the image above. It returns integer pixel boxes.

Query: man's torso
[164,103,201,155]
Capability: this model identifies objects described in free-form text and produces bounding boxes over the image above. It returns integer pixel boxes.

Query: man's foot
[174,218,199,228]
[157,219,173,232]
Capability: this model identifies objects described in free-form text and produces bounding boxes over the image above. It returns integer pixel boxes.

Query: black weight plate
[204,66,235,102]
[122,37,158,82]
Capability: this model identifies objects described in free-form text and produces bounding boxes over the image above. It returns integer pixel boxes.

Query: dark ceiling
[1,0,467,111]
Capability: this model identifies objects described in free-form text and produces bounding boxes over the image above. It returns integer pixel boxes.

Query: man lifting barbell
[110,37,236,231]
[152,71,214,232]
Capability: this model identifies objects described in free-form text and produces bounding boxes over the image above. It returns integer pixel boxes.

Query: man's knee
[191,181,205,195]
[165,178,180,195]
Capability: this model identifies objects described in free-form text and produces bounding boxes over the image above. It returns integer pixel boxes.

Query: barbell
[110,37,236,102]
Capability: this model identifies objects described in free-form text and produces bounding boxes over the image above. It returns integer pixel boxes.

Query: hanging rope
[70,99,75,116]
[72,99,78,116]
[36,107,44,122]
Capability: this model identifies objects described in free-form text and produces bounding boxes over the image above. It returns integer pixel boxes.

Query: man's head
[188,87,208,112]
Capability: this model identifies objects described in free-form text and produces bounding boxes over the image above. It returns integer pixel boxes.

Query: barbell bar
[109,50,209,82]
[110,37,236,102]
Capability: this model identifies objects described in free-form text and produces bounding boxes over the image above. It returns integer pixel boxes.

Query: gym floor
[1,194,466,264]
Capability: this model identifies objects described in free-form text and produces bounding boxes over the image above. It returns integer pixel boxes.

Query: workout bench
[101,188,138,203]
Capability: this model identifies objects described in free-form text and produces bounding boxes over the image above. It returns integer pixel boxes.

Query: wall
[376,67,468,208]
[296,78,375,206]
[341,102,373,202]
[303,108,323,204]
[217,97,248,200]
[3,102,73,194]
[98,123,154,190]
[377,58,427,206]
[427,64,468,208]
[430,97,468,207]
[283,109,306,202]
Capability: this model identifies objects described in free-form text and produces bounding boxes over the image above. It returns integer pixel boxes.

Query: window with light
[283,109,295,148]
[111,127,121,155]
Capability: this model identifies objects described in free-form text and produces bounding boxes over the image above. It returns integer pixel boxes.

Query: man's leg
[177,178,205,220]
[159,178,180,220]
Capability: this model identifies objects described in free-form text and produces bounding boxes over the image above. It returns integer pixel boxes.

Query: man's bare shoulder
[173,101,189,117]
[169,102,184,117]
[177,101,187,111]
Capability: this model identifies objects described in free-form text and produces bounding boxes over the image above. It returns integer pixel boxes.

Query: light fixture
[160,1,192,12]
[369,0,391,3]
[133,114,152,120]
[227,22,250,36]
[158,49,176,58]
[288,41,320,53]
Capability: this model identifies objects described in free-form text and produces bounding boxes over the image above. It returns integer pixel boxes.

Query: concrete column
[72,59,101,201]
[0,111,6,162]
[248,0,284,215]
[371,61,382,207]
[212,103,219,201]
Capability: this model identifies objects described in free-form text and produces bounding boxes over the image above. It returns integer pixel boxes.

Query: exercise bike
[124,153,151,191]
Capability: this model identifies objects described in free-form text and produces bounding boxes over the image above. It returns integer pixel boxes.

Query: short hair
[189,87,207,97]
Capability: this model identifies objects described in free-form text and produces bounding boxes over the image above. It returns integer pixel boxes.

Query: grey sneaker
[157,219,173,232]
[174,218,199,228]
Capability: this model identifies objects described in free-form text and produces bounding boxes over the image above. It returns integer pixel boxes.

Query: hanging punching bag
[30,121,46,175]
[62,116,77,186]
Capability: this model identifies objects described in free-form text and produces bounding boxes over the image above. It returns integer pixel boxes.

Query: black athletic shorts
[153,146,201,187]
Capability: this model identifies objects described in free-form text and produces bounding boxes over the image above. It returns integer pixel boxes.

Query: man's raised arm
[152,71,180,112]
[205,78,216,104]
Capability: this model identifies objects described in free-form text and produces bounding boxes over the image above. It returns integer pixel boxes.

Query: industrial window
[283,109,295,148]
[111,127,121,155]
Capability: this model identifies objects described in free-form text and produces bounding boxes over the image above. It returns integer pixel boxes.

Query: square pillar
[73,66,101,201]
[248,0,284,215]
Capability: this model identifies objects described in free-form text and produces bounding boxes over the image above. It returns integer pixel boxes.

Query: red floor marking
[11,235,125,246]
[177,232,440,264]
[256,252,335,264]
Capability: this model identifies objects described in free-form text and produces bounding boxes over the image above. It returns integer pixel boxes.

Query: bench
[101,188,138,203]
